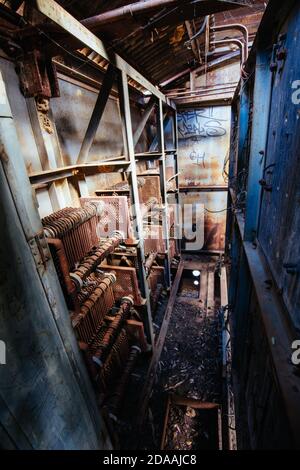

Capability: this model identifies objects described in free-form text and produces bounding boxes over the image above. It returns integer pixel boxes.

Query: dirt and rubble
[139,263,222,450]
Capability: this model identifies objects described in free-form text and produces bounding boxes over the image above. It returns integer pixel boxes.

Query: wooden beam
[220,265,237,450]
[185,20,201,63]
[207,271,215,315]
[77,64,116,163]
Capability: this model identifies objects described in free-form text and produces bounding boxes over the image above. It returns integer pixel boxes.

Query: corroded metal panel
[177,106,231,187]
[180,191,227,251]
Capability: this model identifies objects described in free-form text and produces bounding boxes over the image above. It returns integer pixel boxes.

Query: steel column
[158,99,171,287]
[117,70,154,348]
[244,49,273,242]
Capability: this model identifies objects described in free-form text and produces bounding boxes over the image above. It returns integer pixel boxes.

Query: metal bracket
[29,230,51,273]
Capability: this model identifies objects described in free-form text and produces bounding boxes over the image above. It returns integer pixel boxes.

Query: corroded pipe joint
[70,272,83,290]
[92,298,132,367]
[121,295,134,307]
[111,230,125,242]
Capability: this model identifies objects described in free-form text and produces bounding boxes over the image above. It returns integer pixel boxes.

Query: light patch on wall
[0,340,6,365]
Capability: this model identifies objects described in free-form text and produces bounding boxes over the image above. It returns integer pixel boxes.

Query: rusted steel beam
[133,96,156,147]
[242,240,300,448]
[77,64,116,163]
[34,0,172,105]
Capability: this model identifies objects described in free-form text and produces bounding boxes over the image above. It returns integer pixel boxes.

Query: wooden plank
[199,269,208,310]
[35,0,172,105]
[220,265,237,450]
[136,261,184,437]
[207,271,215,315]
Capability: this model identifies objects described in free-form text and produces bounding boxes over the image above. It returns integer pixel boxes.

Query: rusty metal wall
[231,258,293,449]
[178,105,230,251]
[180,191,227,251]
[51,78,124,165]
[52,77,148,165]
[177,106,230,187]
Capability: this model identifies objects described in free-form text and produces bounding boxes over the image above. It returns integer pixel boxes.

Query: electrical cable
[184,15,208,46]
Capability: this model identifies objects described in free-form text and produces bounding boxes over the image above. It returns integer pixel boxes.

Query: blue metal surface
[227,0,300,449]
[258,3,300,332]
[244,48,273,242]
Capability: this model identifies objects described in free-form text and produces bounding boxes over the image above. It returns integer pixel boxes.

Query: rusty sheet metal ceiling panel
[180,191,228,251]
[47,0,267,89]
[177,106,230,187]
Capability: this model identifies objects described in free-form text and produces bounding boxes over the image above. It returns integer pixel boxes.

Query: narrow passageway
[0,0,299,454]
[136,255,223,450]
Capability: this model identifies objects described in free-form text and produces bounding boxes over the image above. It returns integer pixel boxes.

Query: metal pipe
[47,237,79,311]
[210,23,249,60]
[81,0,181,30]
[145,252,158,275]
[185,15,209,45]
[185,20,201,64]
[211,39,245,64]
[159,50,240,87]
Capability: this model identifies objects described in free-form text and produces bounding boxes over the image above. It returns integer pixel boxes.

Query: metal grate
[100,265,143,306]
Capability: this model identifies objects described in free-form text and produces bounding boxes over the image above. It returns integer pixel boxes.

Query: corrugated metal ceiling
[13,0,268,90]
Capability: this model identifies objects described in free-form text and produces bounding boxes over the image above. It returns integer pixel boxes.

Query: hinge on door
[29,230,51,272]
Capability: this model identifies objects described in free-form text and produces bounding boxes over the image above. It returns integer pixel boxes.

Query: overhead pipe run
[210,38,245,65]
[210,23,249,60]
[159,50,240,87]
[81,0,181,30]
[81,0,251,30]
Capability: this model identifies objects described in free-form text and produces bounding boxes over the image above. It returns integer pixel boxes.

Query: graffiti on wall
[178,106,230,186]
[178,106,231,251]
[177,108,227,142]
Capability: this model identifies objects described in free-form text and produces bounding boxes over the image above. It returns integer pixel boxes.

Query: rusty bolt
[276,48,287,61]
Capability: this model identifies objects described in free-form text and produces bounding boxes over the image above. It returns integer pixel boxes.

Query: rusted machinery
[42,203,148,420]
[84,192,174,314]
